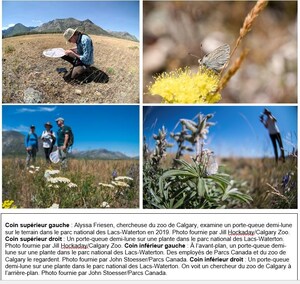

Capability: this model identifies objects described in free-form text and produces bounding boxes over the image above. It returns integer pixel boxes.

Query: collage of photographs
[2,1,297,211]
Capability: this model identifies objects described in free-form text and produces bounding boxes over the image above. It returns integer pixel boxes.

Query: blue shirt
[25,132,38,149]
[77,34,94,66]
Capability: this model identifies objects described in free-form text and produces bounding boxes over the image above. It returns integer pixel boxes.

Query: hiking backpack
[66,127,74,147]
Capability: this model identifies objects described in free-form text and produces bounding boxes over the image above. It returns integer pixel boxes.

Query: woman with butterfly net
[61,28,94,81]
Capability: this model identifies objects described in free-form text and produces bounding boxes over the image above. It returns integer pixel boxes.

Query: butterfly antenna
[188,53,200,59]
[200,43,204,58]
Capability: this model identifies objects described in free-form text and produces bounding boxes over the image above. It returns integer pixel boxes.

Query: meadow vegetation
[143,112,297,209]
[222,157,297,209]
[2,157,139,209]
[3,34,139,103]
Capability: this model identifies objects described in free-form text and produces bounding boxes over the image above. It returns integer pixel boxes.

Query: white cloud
[2,23,15,30]
[16,107,57,113]
[3,125,29,133]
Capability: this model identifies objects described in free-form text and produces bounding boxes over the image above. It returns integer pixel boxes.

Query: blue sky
[3,105,139,157]
[144,106,297,158]
[2,1,140,39]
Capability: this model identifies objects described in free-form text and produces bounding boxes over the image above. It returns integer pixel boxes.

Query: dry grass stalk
[266,182,289,203]
[218,49,248,91]
[231,0,268,57]
[217,0,268,90]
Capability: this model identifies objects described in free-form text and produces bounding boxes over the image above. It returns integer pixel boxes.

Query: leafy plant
[144,112,252,209]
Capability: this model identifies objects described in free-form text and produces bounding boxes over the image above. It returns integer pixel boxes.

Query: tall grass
[222,156,297,209]
[2,158,139,208]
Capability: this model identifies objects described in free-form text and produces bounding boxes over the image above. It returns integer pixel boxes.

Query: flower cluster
[47,177,71,184]
[28,166,40,174]
[49,203,59,209]
[99,175,133,190]
[44,170,77,189]
[2,200,17,209]
[68,182,78,188]
[99,183,115,189]
[148,67,221,104]
[112,181,130,188]
[115,176,133,181]
[100,202,110,208]
[44,169,60,179]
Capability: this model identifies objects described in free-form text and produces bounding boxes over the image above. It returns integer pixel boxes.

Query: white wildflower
[45,169,60,175]
[115,176,133,181]
[48,177,71,184]
[111,181,130,188]
[101,202,110,208]
[99,183,115,189]
[29,165,35,169]
[44,170,60,180]
[49,203,59,209]
[29,170,34,174]
[68,182,78,188]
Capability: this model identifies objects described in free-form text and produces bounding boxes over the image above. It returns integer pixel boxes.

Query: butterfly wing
[202,44,230,72]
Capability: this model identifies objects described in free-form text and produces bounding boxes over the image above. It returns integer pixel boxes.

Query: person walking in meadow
[260,108,285,163]
[56,117,73,170]
[25,125,39,168]
[41,122,56,163]
[61,28,94,80]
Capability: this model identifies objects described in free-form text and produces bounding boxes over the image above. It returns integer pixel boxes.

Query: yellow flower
[2,199,17,209]
[148,67,221,104]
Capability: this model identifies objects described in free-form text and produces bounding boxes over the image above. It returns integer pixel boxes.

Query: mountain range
[2,18,138,42]
[2,131,136,160]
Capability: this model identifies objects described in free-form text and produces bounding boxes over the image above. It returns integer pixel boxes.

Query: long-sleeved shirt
[265,116,280,135]
[77,34,94,66]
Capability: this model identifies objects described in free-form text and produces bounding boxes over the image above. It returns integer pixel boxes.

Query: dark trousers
[26,148,37,167]
[61,56,89,79]
[44,147,53,163]
[61,55,84,67]
[270,133,285,163]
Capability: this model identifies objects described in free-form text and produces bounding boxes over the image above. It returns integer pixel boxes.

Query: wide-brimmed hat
[63,28,77,42]
[44,122,53,128]
[55,117,64,122]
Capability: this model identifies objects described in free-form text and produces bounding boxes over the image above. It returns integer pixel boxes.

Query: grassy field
[155,154,297,209]
[3,34,139,103]
[221,156,297,209]
[2,157,139,209]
